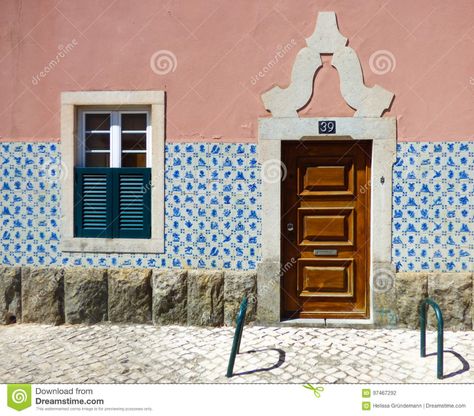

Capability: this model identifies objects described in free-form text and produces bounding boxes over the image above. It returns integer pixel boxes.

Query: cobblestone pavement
[0,324,473,384]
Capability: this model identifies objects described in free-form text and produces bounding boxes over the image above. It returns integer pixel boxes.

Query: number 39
[319,121,335,134]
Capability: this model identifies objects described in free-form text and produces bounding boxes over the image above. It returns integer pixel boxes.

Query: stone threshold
[279,319,375,329]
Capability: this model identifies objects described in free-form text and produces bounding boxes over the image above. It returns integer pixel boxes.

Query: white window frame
[60,91,165,253]
[78,109,151,168]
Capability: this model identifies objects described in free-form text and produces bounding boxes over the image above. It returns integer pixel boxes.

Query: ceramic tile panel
[0,141,472,272]
[0,142,261,270]
[392,142,473,272]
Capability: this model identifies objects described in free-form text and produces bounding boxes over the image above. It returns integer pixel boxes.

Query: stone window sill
[61,237,164,254]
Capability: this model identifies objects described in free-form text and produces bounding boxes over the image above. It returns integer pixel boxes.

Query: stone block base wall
[0,267,21,324]
[0,266,257,327]
[375,272,474,330]
[2,266,473,330]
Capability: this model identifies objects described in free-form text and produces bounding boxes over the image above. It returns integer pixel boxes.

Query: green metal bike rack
[419,298,444,379]
[226,296,248,378]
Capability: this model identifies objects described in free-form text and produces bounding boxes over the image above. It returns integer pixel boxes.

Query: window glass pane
[85,113,110,131]
[86,152,110,167]
[121,153,146,167]
[122,133,146,151]
[121,113,146,131]
[85,133,110,151]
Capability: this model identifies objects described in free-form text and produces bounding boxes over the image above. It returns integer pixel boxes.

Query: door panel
[281,140,371,320]
[297,259,354,298]
[299,157,355,196]
[298,207,354,246]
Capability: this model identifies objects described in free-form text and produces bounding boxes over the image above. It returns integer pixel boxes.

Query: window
[79,111,151,168]
[60,91,164,253]
[74,109,151,239]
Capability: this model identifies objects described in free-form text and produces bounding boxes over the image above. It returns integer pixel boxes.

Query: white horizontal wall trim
[259,116,396,141]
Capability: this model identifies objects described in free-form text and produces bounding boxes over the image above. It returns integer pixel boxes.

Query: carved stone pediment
[261,12,394,118]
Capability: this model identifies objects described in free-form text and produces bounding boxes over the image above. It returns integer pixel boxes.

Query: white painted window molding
[60,91,165,253]
[261,11,394,118]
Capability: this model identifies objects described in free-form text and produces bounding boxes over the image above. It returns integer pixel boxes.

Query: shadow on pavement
[232,348,286,376]
[425,350,470,379]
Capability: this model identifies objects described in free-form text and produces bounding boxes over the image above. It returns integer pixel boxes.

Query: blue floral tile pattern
[0,142,261,270]
[1,141,473,272]
[392,142,473,272]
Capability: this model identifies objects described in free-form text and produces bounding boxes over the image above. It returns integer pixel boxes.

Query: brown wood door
[281,140,371,320]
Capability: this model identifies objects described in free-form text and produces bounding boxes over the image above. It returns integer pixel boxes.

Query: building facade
[0,0,473,328]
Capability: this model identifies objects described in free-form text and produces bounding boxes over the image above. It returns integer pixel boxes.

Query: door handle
[287,222,294,232]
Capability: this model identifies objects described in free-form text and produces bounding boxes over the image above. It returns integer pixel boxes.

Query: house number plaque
[318,120,336,134]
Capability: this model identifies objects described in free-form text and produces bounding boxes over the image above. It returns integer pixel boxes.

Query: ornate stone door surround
[256,12,397,325]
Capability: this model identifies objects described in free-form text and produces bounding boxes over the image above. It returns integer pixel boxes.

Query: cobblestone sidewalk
[0,324,473,384]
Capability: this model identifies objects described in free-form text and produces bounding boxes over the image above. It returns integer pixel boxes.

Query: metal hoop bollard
[419,298,444,379]
[226,296,248,378]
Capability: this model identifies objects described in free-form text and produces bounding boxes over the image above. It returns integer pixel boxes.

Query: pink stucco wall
[0,0,473,142]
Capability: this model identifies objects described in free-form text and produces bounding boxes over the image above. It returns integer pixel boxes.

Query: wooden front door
[281,140,371,320]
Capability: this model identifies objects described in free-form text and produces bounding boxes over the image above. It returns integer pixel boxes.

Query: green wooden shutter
[113,168,151,239]
[74,168,114,238]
